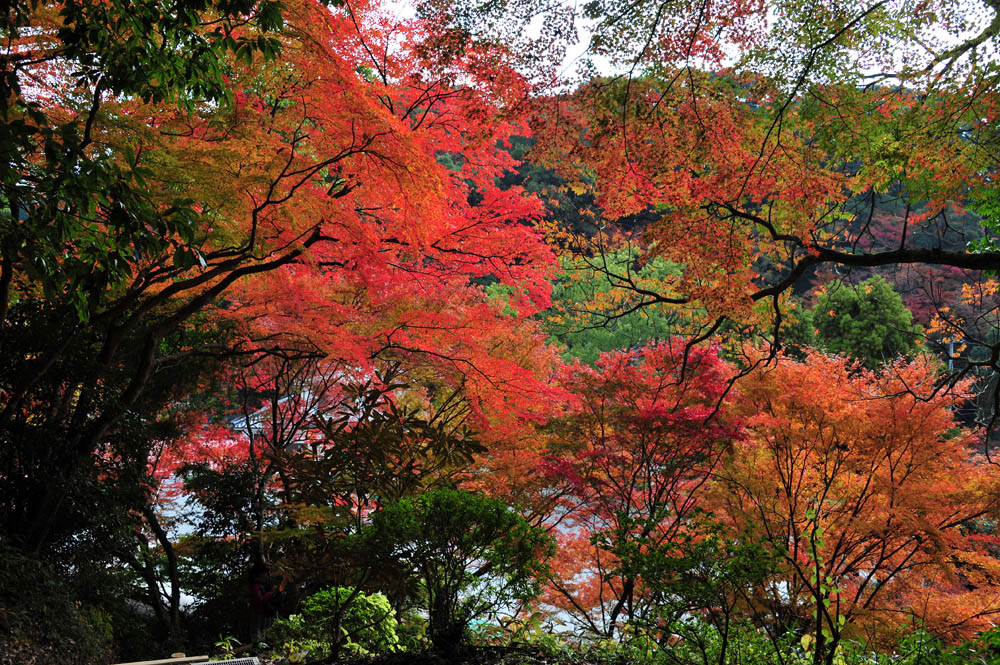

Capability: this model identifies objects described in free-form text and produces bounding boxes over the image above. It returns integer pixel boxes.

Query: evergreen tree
[812,275,923,369]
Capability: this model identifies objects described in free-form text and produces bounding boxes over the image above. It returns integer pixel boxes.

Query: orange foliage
[713,352,1000,647]
[74,0,570,447]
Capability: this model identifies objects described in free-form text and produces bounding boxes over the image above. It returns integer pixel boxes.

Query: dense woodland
[5,1,1000,664]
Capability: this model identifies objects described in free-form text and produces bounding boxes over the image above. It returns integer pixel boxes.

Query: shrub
[0,545,114,665]
[366,489,554,652]
[267,586,397,661]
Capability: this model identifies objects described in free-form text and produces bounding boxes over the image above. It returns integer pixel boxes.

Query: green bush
[366,489,554,652]
[0,545,114,665]
[812,276,923,369]
[267,586,398,661]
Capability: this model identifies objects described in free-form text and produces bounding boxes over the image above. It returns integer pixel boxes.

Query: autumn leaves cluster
[156,332,1000,658]
[5,0,1000,660]
[460,344,1000,649]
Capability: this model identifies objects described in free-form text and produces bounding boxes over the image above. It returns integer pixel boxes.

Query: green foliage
[970,187,1000,261]
[0,0,282,640]
[811,275,923,369]
[502,620,804,665]
[213,634,241,660]
[651,620,802,665]
[0,300,161,548]
[778,297,816,359]
[267,587,398,661]
[175,459,265,647]
[0,298,231,656]
[302,587,399,655]
[182,462,263,537]
[0,0,284,320]
[605,518,781,664]
[267,614,326,662]
[310,375,486,509]
[390,608,431,653]
[543,250,683,364]
[366,489,554,651]
[0,0,285,569]
[829,627,996,665]
[0,544,114,665]
[267,369,489,593]
[490,623,1000,665]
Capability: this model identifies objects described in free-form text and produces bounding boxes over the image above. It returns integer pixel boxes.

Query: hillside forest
[5,1,1000,664]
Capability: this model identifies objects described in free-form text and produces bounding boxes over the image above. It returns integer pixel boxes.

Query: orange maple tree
[712,351,1000,662]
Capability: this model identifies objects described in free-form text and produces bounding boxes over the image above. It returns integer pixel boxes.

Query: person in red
[249,561,279,642]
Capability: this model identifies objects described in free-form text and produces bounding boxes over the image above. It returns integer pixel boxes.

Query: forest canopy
[3,0,1000,664]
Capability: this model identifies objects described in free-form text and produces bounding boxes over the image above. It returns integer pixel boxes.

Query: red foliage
[541,341,739,636]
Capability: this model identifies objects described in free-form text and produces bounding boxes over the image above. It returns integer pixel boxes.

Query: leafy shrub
[267,586,398,661]
[390,607,430,652]
[366,489,554,652]
[0,545,114,665]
